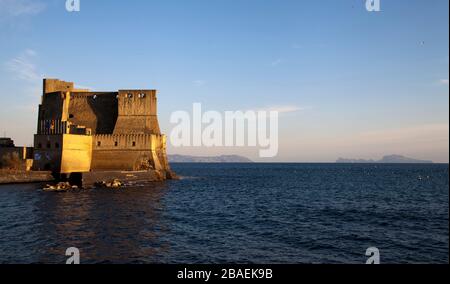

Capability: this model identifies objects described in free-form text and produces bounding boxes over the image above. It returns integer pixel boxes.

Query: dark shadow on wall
[88,94,118,134]
[69,93,118,134]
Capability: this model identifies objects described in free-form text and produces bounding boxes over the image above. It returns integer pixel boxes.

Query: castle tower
[32,79,172,178]
[113,90,161,135]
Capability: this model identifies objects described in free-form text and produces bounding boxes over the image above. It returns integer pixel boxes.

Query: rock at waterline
[94,179,123,189]
[43,182,78,192]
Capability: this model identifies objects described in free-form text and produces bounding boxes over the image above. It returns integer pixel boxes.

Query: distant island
[336,155,433,164]
[168,155,253,163]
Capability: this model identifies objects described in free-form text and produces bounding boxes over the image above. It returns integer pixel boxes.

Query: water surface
[0,163,448,263]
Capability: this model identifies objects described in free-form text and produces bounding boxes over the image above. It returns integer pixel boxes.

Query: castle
[32,79,173,181]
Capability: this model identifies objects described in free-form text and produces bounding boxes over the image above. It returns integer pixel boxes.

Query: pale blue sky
[0,0,448,162]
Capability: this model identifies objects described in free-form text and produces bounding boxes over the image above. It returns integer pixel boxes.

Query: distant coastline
[336,155,434,164]
[167,154,438,164]
[168,155,253,163]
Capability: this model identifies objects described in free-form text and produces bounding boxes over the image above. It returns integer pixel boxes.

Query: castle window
[93,95,97,100]
[114,141,118,147]
[46,142,51,149]
[97,141,101,147]
[138,93,146,98]
[69,114,74,119]
[55,143,60,149]
[132,141,136,147]
[127,93,133,98]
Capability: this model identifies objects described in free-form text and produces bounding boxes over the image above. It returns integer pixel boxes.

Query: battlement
[92,134,165,151]
[43,79,74,94]
[43,79,90,95]
[69,92,118,99]
[38,87,160,135]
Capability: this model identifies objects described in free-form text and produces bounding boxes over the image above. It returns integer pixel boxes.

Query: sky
[0,0,448,162]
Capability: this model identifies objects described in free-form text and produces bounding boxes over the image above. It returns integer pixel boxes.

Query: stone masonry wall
[68,92,118,134]
[91,134,167,171]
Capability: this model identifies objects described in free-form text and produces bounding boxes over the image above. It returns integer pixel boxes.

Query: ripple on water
[0,163,448,263]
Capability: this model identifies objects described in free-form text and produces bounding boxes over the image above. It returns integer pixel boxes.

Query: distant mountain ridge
[169,155,253,163]
[337,155,433,164]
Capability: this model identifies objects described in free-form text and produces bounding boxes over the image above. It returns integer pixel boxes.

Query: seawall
[81,170,167,188]
[0,170,54,185]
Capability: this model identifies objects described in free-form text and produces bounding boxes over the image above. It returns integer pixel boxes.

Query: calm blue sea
[0,163,448,264]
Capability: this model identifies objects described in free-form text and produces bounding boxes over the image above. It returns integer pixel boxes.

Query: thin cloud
[271,59,283,66]
[439,79,449,85]
[193,80,207,87]
[5,49,42,83]
[0,0,46,17]
[255,105,310,114]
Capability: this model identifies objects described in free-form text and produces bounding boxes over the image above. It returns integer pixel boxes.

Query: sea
[0,163,448,264]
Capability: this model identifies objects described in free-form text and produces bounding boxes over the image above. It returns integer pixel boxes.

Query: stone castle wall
[33,134,92,174]
[43,79,74,94]
[91,134,166,171]
[0,147,34,171]
[68,92,118,134]
[38,92,65,121]
[114,90,160,135]
[33,79,171,175]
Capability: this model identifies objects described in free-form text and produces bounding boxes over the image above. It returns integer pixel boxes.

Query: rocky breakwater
[44,179,124,192]
[43,182,79,192]
[82,169,178,188]
[42,170,179,192]
[94,179,123,189]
